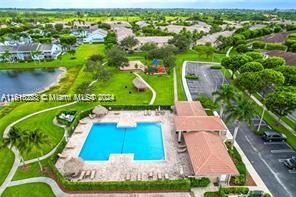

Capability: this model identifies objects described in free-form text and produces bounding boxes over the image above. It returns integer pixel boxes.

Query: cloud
[0,0,295,9]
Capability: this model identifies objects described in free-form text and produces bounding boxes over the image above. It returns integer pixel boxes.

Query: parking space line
[288,170,296,174]
[264,142,286,145]
[271,149,295,153]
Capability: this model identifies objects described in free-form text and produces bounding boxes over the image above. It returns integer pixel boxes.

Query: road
[185,61,296,197]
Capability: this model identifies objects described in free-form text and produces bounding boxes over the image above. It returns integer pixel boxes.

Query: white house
[0,43,62,62]
[83,29,108,43]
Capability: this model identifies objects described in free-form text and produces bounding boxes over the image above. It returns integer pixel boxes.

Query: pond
[0,68,65,97]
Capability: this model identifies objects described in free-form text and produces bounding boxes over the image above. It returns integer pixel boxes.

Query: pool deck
[56,110,193,181]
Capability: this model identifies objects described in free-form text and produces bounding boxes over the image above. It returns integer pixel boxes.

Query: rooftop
[174,116,227,132]
[175,101,207,116]
[184,131,239,176]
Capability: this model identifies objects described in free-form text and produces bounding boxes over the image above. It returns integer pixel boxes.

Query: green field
[2,183,55,197]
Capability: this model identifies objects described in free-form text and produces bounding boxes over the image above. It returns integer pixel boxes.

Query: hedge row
[226,142,247,185]
[189,177,210,187]
[48,160,190,191]
[219,186,249,197]
[265,43,287,51]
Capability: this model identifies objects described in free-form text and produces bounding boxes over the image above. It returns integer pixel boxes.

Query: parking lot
[185,62,225,99]
[185,62,296,197]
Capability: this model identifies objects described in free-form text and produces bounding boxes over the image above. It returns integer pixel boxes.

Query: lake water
[0,68,64,97]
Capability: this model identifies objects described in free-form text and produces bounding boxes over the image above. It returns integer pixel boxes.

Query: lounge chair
[147,110,152,116]
[178,144,187,149]
[148,172,153,179]
[144,110,147,116]
[155,109,160,116]
[177,148,187,153]
[74,130,83,134]
[125,174,131,181]
[65,145,75,149]
[164,173,169,180]
[179,166,184,177]
[79,120,87,124]
[160,110,165,115]
[85,170,91,178]
[137,174,142,181]
[90,170,96,179]
[89,114,95,119]
[157,173,162,180]
[78,171,86,181]
[58,153,67,159]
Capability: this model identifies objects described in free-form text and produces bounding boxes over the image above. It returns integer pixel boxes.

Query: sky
[0,0,295,9]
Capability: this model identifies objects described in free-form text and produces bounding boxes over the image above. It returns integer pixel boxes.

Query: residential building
[114,27,135,43]
[0,43,62,62]
[173,101,238,185]
[83,28,108,43]
[136,21,148,28]
[135,36,173,48]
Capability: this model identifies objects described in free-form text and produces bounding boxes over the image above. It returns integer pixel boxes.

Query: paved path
[133,73,156,105]
[8,177,190,197]
[226,46,233,57]
[173,67,178,102]
[0,101,77,196]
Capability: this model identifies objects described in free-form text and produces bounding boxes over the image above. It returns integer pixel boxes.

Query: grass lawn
[0,148,15,185]
[92,70,153,105]
[0,44,104,69]
[139,72,174,105]
[13,161,50,181]
[2,183,55,197]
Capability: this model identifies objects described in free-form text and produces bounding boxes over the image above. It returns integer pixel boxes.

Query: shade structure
[92,105,108,116]
[63,157,84,176]
[132,77,147,91]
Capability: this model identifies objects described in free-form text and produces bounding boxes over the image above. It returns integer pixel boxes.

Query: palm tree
[1,50,12,62]
[25,129,51,171]
[212,84,235,118]
[225,95,255,148]
[1,127,22,148]
[1,127,28,164]
[30,50,43,64]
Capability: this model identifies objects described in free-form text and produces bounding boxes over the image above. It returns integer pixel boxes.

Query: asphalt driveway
[185,61,296,197]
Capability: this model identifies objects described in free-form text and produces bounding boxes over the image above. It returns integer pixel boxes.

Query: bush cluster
[219,187,249,197]
[189,177,210,187]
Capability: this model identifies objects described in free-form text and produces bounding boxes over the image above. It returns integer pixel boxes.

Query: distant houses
[0,43,62,62]
[83,29,108,43]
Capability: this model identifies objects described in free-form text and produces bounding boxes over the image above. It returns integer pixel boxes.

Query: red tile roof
[174,116,227,132]
[184,131,239,176]
[175,101,208,116]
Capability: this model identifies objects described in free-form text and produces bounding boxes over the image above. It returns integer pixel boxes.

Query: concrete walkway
[133,73,156,105]
[226,46,233,57]
[0,101,77,196]
[173,67,178,102]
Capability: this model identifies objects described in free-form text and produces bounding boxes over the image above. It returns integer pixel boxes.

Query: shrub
[252,41,266,49]
[204,192,219,197]
[219,186,249,197]
[265,43,287,51]
[210,65,222,69]
[197,95,219,111]
[263,193,272,197]
[48,161,190,191]
[185,73,199,80]
[234,174,246,186]
[189,177,210,187]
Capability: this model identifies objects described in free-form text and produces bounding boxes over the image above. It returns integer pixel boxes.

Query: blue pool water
[79,123,165,161]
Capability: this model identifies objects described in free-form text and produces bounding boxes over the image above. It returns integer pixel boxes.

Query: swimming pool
[79,122,165,161]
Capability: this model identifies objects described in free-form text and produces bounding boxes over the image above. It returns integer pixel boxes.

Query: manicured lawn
[92,70,153,105]
[13,161,50,181]
[2,183,55,197]
[0,148,14,185]
[140,72,174,105]
[0,44,104,69]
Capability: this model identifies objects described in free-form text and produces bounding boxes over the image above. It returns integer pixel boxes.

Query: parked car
[262,131,287,142]
[247,190,264,197]
[283,156,296,169]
